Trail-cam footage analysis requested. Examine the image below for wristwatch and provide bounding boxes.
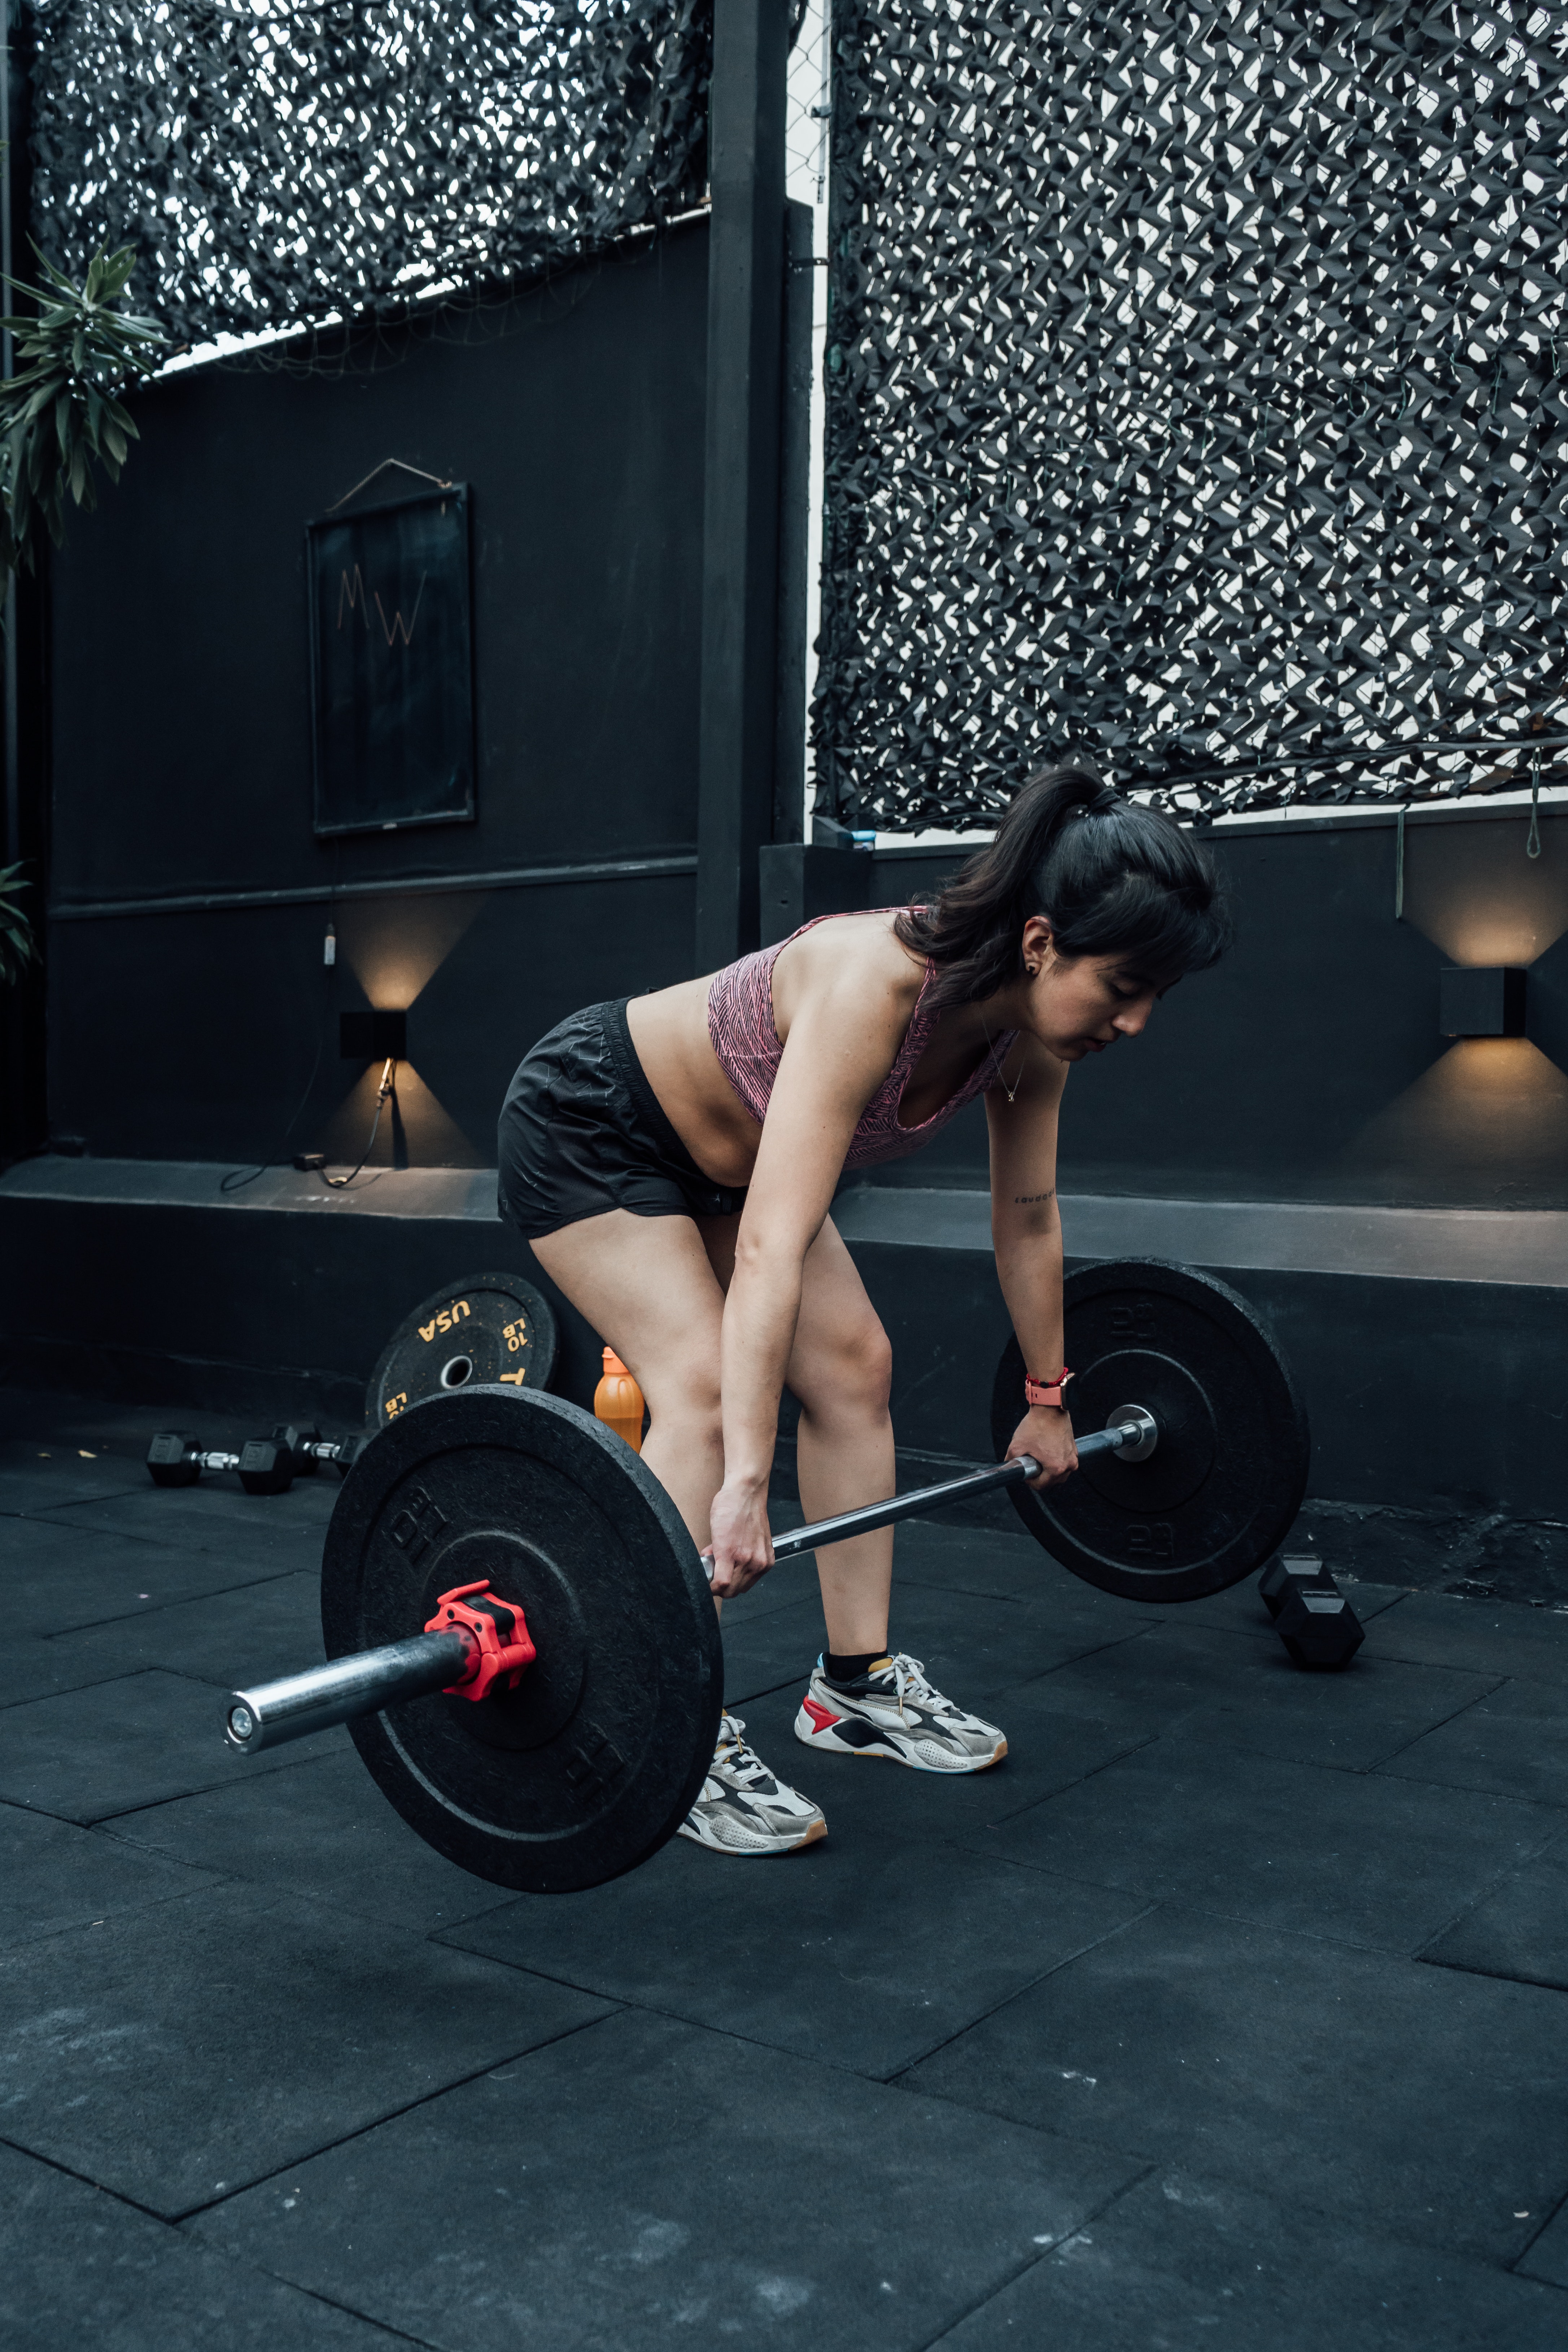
[1024,1367,1074,1410]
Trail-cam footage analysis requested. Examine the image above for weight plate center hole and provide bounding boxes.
[440,1356,475,1389]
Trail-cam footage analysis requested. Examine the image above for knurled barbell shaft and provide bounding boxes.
[225,1628,472,1756]
[225,1416,1153,1756]
[769,1421,1135,1562]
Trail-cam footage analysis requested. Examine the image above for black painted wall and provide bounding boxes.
[36,205,1568,1214]
[867,806,1568,1210]
[45,223,709,1166]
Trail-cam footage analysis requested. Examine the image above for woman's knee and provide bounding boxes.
[796,1319,893,1424]
[642,1359,724,1450]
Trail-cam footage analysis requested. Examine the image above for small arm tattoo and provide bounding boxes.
[1013,1189,1056,1205]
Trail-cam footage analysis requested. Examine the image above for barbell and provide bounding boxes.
[223,1258,1309,1895]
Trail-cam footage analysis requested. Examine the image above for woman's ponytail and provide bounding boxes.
[894,765,1228,1007]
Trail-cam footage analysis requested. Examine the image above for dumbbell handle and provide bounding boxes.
[769,1414,1148,1563]
[196,1449,242,1473]
[225,1629,472,1755]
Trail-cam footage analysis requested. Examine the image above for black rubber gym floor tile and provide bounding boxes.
[721,1578,1146,1712]
[1363,1593,1568,1685]
[189,2006,1146,2352]
[0,1443,152,1513]
[1145,1629,1500,1775]
[905,1905,1568,2266]
[928,2165,1568,2351]
[442,1829,1145,2080]
[1376,1677,1568,1806]
[977,1742,1561,1953]
[107,1748,518,1936]
[45,1566,325,1691]
[1016,1622,1498,1773]
[0,1888,613,2218]
[719,1589,837,1703]
[0,1514,303,1637]
[1420,1836,1568,1994]
[870,1576,1149,1701]
[0,1797,220,1950]
[0,1631,123,1712]
[890,1519,1143,1618]
[1177,1574,1408,1642]
[0,2141,406,2352]
[1517,2196,1568,2288]
[25,1479,337,1569]
[0,1669,343,1823]
[735,1677,1153,1836]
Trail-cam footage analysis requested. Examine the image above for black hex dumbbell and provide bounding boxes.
[1258,1553,1338,1618]
[1259,1553,1364,1670]
[145,1432,295,1496]
[291,1431,366,1479]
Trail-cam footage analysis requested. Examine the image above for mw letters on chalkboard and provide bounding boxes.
[306,485,475,837]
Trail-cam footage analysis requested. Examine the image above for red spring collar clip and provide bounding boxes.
[424,1580,536,1703]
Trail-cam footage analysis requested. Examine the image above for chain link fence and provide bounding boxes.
[28,0,717,352]
[813,1,1568,826]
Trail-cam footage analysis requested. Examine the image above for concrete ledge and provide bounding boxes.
[834,1185,1568,1289]
[830,1185,1566,1532]
[1,1162,1562,1566]
[0,1158,499,1221]
[0,1156,604,1425]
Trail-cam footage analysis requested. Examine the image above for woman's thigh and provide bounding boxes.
[698,1213,891,1419]
[529,1208,729,1411]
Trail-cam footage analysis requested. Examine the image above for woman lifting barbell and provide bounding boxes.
[497,768,1227,1857]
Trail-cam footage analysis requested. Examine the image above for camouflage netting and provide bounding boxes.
[27,0,718,350]
[813,1,1568,825]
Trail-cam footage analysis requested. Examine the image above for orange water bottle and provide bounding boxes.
[594,1347,645,1453]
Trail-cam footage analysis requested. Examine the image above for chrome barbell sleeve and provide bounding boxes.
[225,1628,472,1755]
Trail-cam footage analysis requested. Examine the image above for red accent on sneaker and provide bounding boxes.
[802,1696,841,1733]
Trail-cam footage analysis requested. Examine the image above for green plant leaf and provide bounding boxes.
[0,246,164,576]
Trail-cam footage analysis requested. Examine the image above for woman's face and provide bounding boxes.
[1019,921,1174,1062]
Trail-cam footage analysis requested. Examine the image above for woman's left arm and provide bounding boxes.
[986,1044,1078,1487]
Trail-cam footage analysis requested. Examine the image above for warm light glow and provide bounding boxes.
[1342,1038,1568,1197]
[314,1059,485,1171]
[1439,911,1562,969]
[1401,818,1568,966]
[339,891,488,1012]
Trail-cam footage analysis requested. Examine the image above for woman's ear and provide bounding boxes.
[1021,914,1056,974]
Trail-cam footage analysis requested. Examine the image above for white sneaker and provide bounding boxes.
[676,1711,829,1855]
[794,1653,1007,1772]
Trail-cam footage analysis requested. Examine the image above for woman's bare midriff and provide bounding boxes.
[624,911,1000,1187]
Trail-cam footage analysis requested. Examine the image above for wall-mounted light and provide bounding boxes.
[340,1009,408,1062]
[1438,966,1526,1039]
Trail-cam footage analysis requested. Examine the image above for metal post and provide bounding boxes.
[0,1,47,1168]
[694,0,789,968]
[771,196,814,847]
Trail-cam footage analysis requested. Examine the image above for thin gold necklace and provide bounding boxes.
[980,1010,1022,1103]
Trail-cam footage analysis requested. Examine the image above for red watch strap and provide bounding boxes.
[1025,1367,1073,1409]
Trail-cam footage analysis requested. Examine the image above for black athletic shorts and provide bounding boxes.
[497,998,750,1243]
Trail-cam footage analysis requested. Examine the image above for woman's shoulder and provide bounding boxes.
[771,908,925,1038]
[781,907,923,983]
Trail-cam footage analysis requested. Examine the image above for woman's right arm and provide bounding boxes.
[704,942,914,1596]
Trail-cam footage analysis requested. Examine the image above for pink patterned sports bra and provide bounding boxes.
[706,913,1017,1168]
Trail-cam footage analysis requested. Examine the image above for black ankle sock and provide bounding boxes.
[823,1649,886,1686]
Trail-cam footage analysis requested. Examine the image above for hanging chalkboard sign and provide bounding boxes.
[306,485,475,837]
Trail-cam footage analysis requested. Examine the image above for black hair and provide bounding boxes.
[894,764,1230,1008]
